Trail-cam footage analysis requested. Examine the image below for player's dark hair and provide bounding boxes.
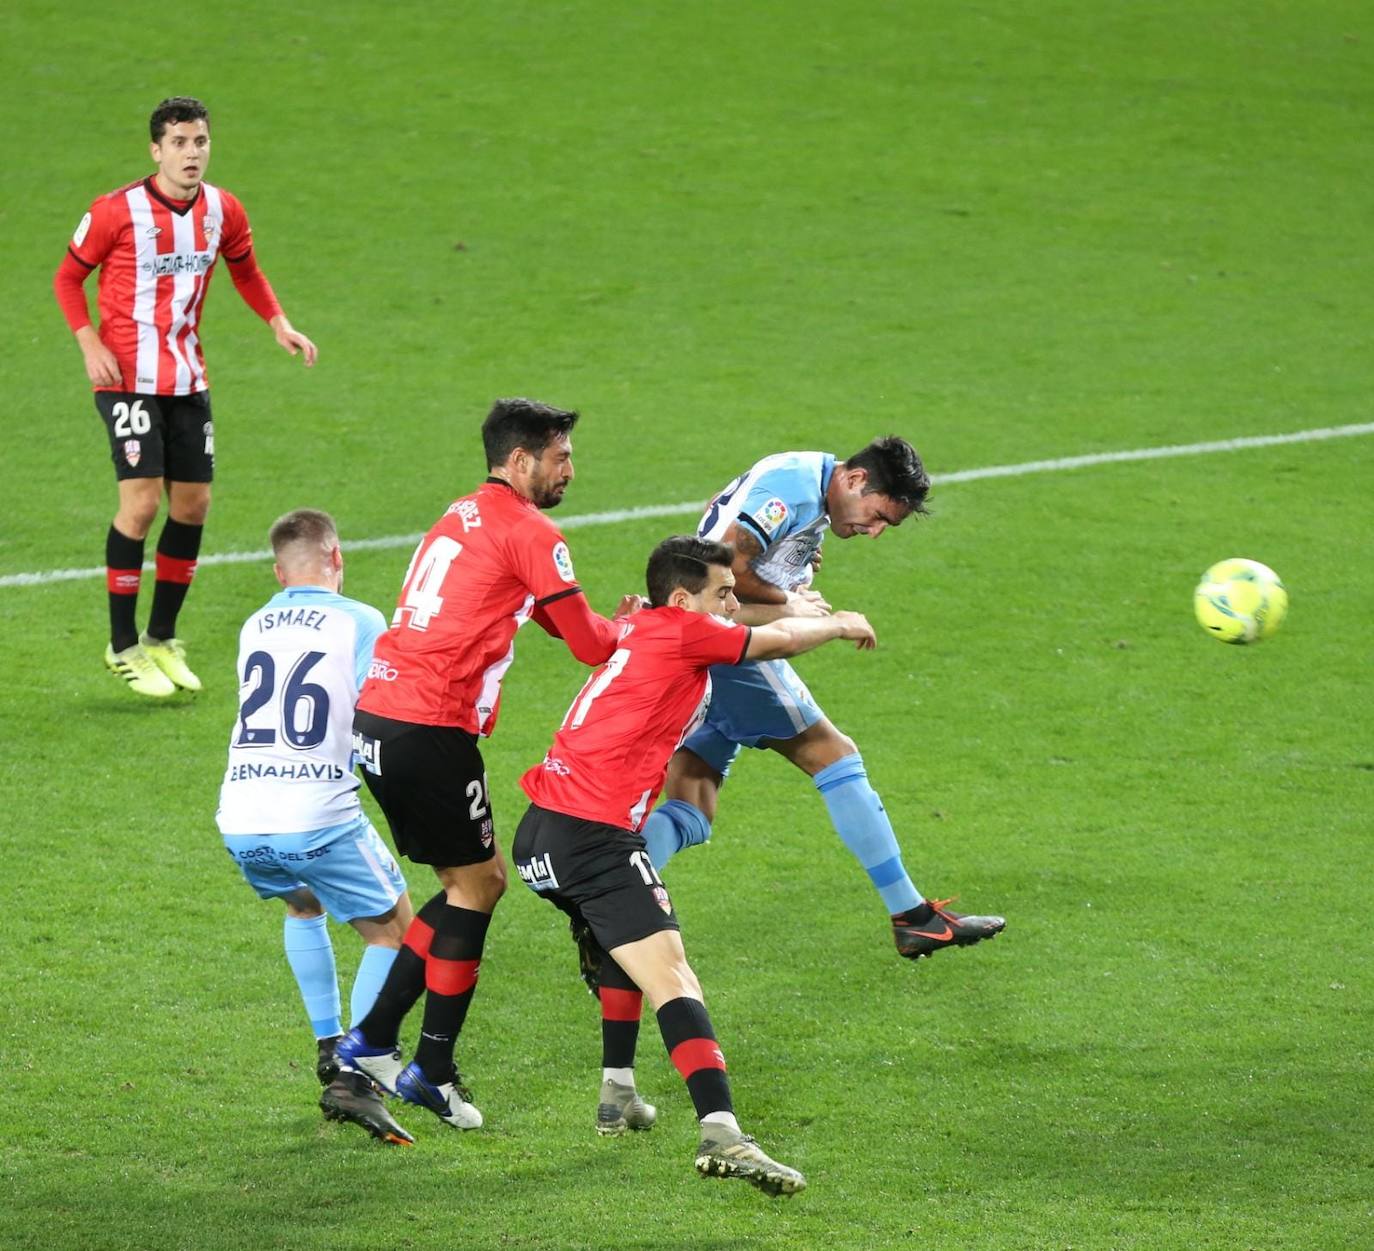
[269,508,338,560]
[482,398,579,470]
[645,536,736,608]
[844,436,932,515]
[150,97,210,143]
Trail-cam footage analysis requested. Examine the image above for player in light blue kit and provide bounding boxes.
[639,437,1005,962]
[216,508,416,1144]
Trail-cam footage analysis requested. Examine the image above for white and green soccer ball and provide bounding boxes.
[1193,558,1288,644]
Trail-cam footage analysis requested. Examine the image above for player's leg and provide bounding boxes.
[594,948,656,1135]
[280,890,344,1078]
[141,395,213,690]
[341,718,495,1128]
[641,747,724,872]
[96,392,176,696]
[770,717,1005,959]
[609,930,805,1197]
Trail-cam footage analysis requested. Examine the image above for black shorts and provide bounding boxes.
[511,803,679,951]
[352,710,495,868]
[95,390,214,482]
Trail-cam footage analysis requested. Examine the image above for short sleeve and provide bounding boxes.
[219,191,254,261]
[69,196,121,268]
[350,604,389,691]
[680,613,750,669]
[512,522,582,604]
[734,469,801,546]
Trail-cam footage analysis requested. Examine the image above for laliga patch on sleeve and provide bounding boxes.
[752,497,789,536]
[552,541,576,583]
[73,212,92,248]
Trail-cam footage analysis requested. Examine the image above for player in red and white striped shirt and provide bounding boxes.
[54,97,317,699]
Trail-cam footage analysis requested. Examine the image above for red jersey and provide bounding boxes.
[60,178,266,395]
[359,481,598,734]
[520,607,751,831]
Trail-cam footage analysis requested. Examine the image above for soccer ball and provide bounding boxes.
[1193,558,1288,644]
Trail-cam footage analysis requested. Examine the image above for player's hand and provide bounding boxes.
[272,317,319,367]
[784,588,831,618]
[811,548,824,572]
[832,610,876,650]
[614,594,645,618]
[80,336,122,388]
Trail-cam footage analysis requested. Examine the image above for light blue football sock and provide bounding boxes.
[813,754,922,915]
[643,799,713,872]
[349,944,399,1028]
[283,913,342,1038]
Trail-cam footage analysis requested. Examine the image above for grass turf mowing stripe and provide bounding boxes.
[4,420,1371,591]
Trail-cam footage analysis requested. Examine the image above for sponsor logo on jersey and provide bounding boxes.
[516,851,560,892]
[753,497,789,536]
[539,755,572,777]
[352,732,382,775]
[145,226,163,238]
[652,885,672,914]
[552,541,575,583]
[73,212,92,247]
[367,659,398,682]
[142,251,215,278]
[123,439,141,467]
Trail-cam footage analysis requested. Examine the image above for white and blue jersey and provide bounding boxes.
[698,451,836,593]
[689,452,835,773]
[217,586,405,922]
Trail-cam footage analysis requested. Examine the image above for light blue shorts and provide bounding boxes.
[682,658,824,777]
[222,816,406,923]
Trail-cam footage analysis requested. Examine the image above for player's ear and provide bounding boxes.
[272,561,288,588]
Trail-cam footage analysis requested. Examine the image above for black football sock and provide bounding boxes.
[414,904,492,1085]
[657,996,733,1118]
[357,892,447,1046]
[146,518,202,640]
[598,954,642,1070]
[106,525,145,652]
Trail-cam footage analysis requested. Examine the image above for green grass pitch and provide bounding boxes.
[1,2,1371,1248]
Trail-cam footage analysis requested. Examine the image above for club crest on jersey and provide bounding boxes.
[73,212,92,247]
[552,541,576,583]
[753,497,789,536]
[202,218,218,238]
[123,439,141,467]
[652,885,672,915]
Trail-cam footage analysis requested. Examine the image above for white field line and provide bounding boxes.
[4,421,1372,591]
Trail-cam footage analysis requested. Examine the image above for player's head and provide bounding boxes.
[149,97,211,199]
[826,435,931,539]
[269,508,343,591]
[646,536,739,616]
[482,397,579,509]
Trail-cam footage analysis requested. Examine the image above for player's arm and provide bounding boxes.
[721,522,831,618]
[743,610,875,661]
[531,589,621,665]
[221,197,318,366]
[54,206,122,387]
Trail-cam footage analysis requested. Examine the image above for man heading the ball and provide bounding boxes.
[638,437,1005,961]
[54,96,317,699]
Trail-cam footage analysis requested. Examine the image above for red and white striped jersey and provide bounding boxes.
[66,177,253,395]
[358,482,591,735]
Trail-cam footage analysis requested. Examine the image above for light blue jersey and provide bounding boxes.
[688,452,836,771]
[217,586,403,923]
[698,451,836,592]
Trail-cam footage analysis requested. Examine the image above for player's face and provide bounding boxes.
[150,120,211,199]
[528,435,575,509]
[683,565,740,619]
[830,476,909,539]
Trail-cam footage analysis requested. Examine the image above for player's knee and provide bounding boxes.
[116,496,160,538]
[170,486,211,525]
